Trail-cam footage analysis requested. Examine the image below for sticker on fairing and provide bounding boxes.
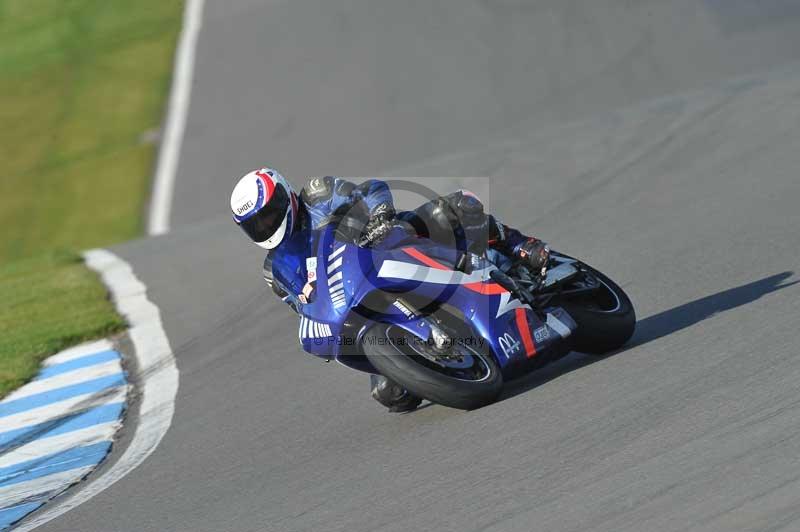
[306,257,318,282]
[392,300,416,318]
[498,332,521,359]
[533,325,550,344]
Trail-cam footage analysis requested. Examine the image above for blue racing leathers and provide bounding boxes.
[301,177,394,230]
[264,177,394,313]
[264,178,537,313]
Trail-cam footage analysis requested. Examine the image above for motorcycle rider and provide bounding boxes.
[230,167,550,412]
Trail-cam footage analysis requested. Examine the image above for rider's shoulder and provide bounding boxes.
[333,178,355,196]
[301,176,358,205]
[300,176,335,205]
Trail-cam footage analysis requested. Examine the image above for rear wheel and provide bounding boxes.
[363,323,503,410]
[556,264,635,354]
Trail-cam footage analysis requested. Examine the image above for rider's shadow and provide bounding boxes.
[498,271,798,402]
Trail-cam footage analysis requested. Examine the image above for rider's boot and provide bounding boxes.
[370,374,422,413]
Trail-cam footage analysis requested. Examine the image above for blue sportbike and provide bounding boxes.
[292,217,636,410]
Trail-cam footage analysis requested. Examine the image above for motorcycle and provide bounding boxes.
[291,215,635,410]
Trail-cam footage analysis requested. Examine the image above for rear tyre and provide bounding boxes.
[363,324,502,410]
[557,265,635,354]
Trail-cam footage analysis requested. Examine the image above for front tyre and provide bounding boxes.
[363,324,503,410]
[557,265,636,354]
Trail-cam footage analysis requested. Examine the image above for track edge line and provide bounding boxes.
[147,0,206,236]
[16,249,179,531]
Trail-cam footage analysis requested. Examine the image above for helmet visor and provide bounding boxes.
[239,183,290,243]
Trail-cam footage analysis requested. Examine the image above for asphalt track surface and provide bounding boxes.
[37,1,800,531]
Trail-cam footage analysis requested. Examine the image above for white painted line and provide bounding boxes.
[0,467,94,510]
[147,0,206,235]
[42,341,112,367]
[15,249,180,531]
[0,423,119,469]
[1,388,127,434]
[5,360,123,402]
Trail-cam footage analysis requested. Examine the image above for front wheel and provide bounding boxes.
[556,263,636,354]
[363,324,503,410]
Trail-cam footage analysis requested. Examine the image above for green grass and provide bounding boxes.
[0,0,183,396]
[0,251,126,397]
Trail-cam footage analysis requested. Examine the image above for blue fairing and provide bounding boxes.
[277,224,576,379]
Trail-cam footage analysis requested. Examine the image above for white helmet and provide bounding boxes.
[230,168,298,249]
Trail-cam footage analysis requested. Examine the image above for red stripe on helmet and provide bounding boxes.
[515,308,537,357]
[255,170,276,200]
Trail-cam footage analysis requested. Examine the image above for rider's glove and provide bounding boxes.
[515,238,550,276]
[359,203,395,247]
[369,202,395,222]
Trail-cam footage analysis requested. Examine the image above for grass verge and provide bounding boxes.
[0,0,183,397]
[0,251,126,397]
